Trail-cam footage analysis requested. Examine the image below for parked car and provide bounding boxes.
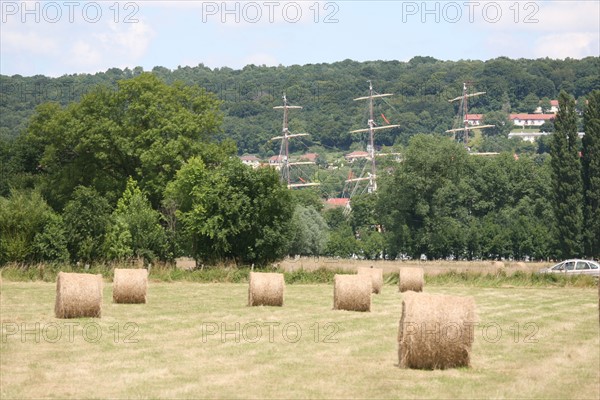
[538,259,600,277]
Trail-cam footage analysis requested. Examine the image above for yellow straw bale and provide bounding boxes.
[399,267,424,292]
[248,272,285,306]
[55,272,103,318]
[398,292,477,369]
[113,268,148,304]
[333,274,371,312]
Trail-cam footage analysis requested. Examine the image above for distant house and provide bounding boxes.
[465,114,484,126]
[325,198,350,208]
[239,155,260,168]
[467,113,555,127]
[269,155,284,165]
[534,100,559,114]
[345,151,370,163]
[299,153,318,163]
[510,113,555,127]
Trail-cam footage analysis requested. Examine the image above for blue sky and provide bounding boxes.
[1,1,599,77]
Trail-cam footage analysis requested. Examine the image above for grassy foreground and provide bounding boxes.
[1,282,599,399]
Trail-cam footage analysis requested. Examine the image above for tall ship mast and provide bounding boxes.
[346,81,400,194]
[445,82,494,147]
[271,93,320,189]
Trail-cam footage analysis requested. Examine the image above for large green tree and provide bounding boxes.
[377,134,554,260]
[104,178,167,262]
[26,73,222,209]
[582,90,600,258]
[550,91,583,258]
[0,189,66,264]
[165,158,293,265]
[377,135,470,259]
[62,186,112,263]
[288,205,329,256]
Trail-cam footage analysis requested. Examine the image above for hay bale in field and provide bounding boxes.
[492,261,505,269]
[55,272,103,318]
[398,292,477,370]
[113,268,148,304]
[398,267,424,292]
[248,272,285,307]
[357,266,383,294]
[333,274,371,312]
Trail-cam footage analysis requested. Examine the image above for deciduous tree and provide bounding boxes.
[27,73,222,209]
[165,158,293,265]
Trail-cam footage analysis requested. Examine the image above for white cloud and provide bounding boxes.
[56,21,155,74]
[69,40,103,69]
[0,29,58,55]
[0,1,156,75]
[471,1,599,32]
[95,20,154,60]
[472,1,599,59]
[530,1,599,33]
[534,33,600,59]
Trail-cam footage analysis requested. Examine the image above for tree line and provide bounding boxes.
[2,57,598,155]
[1,72,599,267]
[321,90,599,261]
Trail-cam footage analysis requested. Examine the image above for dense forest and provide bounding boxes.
[1,57,599,266]
[2,57,599,154]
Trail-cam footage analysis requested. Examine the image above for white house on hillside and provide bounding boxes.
[466,114,484,126]
[534,100,559,114]
[239,155,261,168]
[510,113,555,127]
[466,113,555,127]
[345,151,370,163]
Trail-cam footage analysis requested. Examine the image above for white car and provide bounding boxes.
[538,259,600,277]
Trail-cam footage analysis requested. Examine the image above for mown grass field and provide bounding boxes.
[1,279,599,399]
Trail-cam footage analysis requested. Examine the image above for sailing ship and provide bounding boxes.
[344,81,400,200]
[270,93,320,189]
[445,82,494,149]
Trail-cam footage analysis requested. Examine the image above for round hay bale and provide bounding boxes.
[55,272,103,319]
[357,266,383,294]
[113,268,148,304]
[333,274,371,312]
[248,272,284,307]
[398,292,477,370]
[399,267,424,292]
[492,261,505,269]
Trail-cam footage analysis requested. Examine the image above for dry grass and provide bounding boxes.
[333,274,371,312]
[276,257,549,276]
[175,257,196,270]
[247,272,285,307]
[112,268,148,304]
[1,282,599,399]
[398,292,477,369]
[357,266,383,294]
[399,267,424,292]
[54,272,102,318]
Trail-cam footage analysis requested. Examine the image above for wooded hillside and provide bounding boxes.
[2,57,598,155]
